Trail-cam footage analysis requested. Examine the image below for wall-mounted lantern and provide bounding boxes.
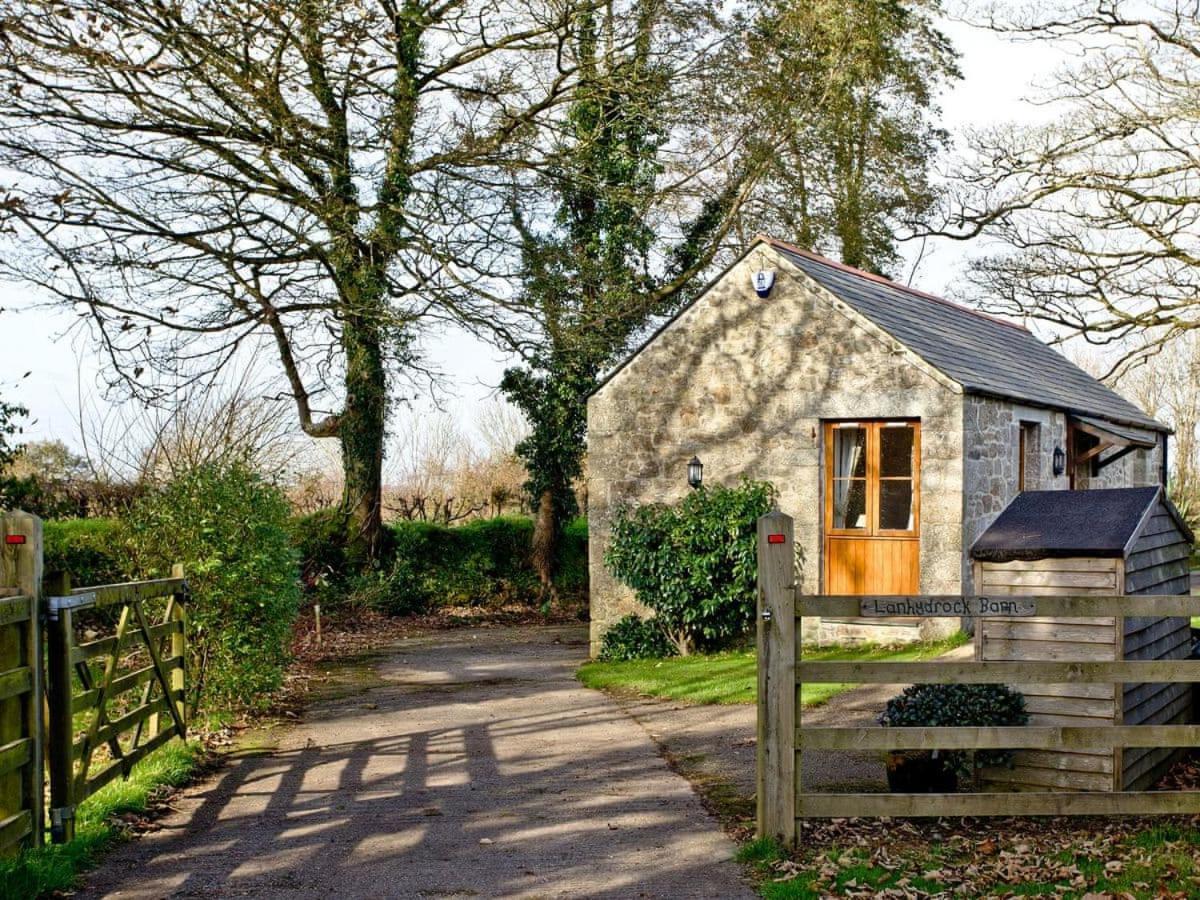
[1052,445,1066,477]
[687,456,704,490]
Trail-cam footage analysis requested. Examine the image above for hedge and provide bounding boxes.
[292,512,588,612]
[43,517,129,587]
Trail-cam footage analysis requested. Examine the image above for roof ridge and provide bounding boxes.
[760,235,1030,334]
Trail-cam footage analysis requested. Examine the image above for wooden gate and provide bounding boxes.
[44,567,188,843]
[0,512,44,855]
[756,511,1200,845]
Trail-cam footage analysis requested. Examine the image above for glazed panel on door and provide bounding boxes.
[824,421,920,595]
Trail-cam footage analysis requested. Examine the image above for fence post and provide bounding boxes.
[756,509,796,846]
[44,571,75,844]
[171,563,187,734]
[1,511,44,849]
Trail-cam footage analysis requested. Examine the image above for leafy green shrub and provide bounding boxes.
[291,508,350,595]
[555,516,588,597]
[128,463,300,709]
[879,683,1029,777]
[43,518,129,586]
[604,481,775,655]
[291,512,587,612]
[598,614,675,661]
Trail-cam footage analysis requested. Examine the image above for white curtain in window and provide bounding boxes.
[834,429,864,527]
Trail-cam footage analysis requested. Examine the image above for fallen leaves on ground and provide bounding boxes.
[754,755,1200,899]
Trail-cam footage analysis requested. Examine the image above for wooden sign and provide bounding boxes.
[860,596,1036,618]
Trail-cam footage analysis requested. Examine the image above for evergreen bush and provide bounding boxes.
[604,480,775,655]
[128,463,300,709]
[598,615,675,661]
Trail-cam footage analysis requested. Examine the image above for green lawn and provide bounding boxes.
[576,632,968,707]
[0,740,203,900]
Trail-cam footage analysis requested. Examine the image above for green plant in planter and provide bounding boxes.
[878,683,1028,787]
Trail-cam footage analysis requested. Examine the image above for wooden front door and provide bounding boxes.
[823,420,920,595]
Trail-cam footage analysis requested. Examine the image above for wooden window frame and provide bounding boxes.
[823,420,921,538]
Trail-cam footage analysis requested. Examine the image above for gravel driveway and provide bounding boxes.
[79,625,753,900]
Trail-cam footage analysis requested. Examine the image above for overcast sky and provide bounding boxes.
[0,16,1065,452]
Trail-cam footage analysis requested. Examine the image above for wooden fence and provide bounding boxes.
[0,510,190,850]
[0,512,43,856]
[44,568,188,843]
[755,511,1200,845]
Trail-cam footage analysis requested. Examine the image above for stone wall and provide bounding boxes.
[961,395,1163,593]
[586,247,965,655]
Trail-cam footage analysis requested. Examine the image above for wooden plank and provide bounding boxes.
[1129,530,1187,554]
[0,667,31,704]
[72,657,182,713]
[1000,750,1114,774]
[0,810,31,853]
[1127,562,1191,593]
[1123,630,1191,663]
[756,510,795,846]
[798,791,1200,819]
[71,577,185,607]
[130,599,187,739]
[0,596,30,628]
[981,639,1116,662]
[1021,712,1123,727]
[170,564,187,729]
[1126,545,1192,574]
[980,570,1117,589]
[78,725,177,803]
[44,573,75,844]
[0,739,31,780]
[1125,689,1192,732]
[71,621,179,664]
[796,723,1200,751]
[982,620,1117,644]
[1011,683,1115,701]
[861,596,1035,617]
[798,594,1200,618]
[15,512,43,850]
[72,694,179,760]
[74,603,132,799]
[1023,695,1115,718]
[1124,680,1187,718]
[799,659,1200,684]
[982,765,1112,792]
[981,558,1119,573]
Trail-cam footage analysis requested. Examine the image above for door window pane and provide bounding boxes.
[879,425,915,478]
[879,480,914,530]
[833,427,867,478]
[834,479,867,529]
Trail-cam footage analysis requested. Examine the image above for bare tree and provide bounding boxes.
[1115,337,1200,522]
[75,367,303,484]
[942,1,1200,378]
[382,402,530,522]
[0,0,589,557]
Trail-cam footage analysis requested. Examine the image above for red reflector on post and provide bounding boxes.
[767,533,785,545]
[4,534,26,545]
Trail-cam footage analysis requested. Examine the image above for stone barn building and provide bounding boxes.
[586,235,1169,654]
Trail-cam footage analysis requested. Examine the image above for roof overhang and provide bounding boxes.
[1070,414,1160,473]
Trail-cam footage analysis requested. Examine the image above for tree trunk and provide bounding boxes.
[340,307,387,563]
[531,488,559,603]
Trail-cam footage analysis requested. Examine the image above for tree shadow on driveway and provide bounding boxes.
[81,626,753,899]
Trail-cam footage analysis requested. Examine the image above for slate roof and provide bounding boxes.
[969,487,1166,561]
[769,239,1166,433]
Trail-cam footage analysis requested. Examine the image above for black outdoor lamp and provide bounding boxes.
[1052,445,1066,477]
[687,455,704,489]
